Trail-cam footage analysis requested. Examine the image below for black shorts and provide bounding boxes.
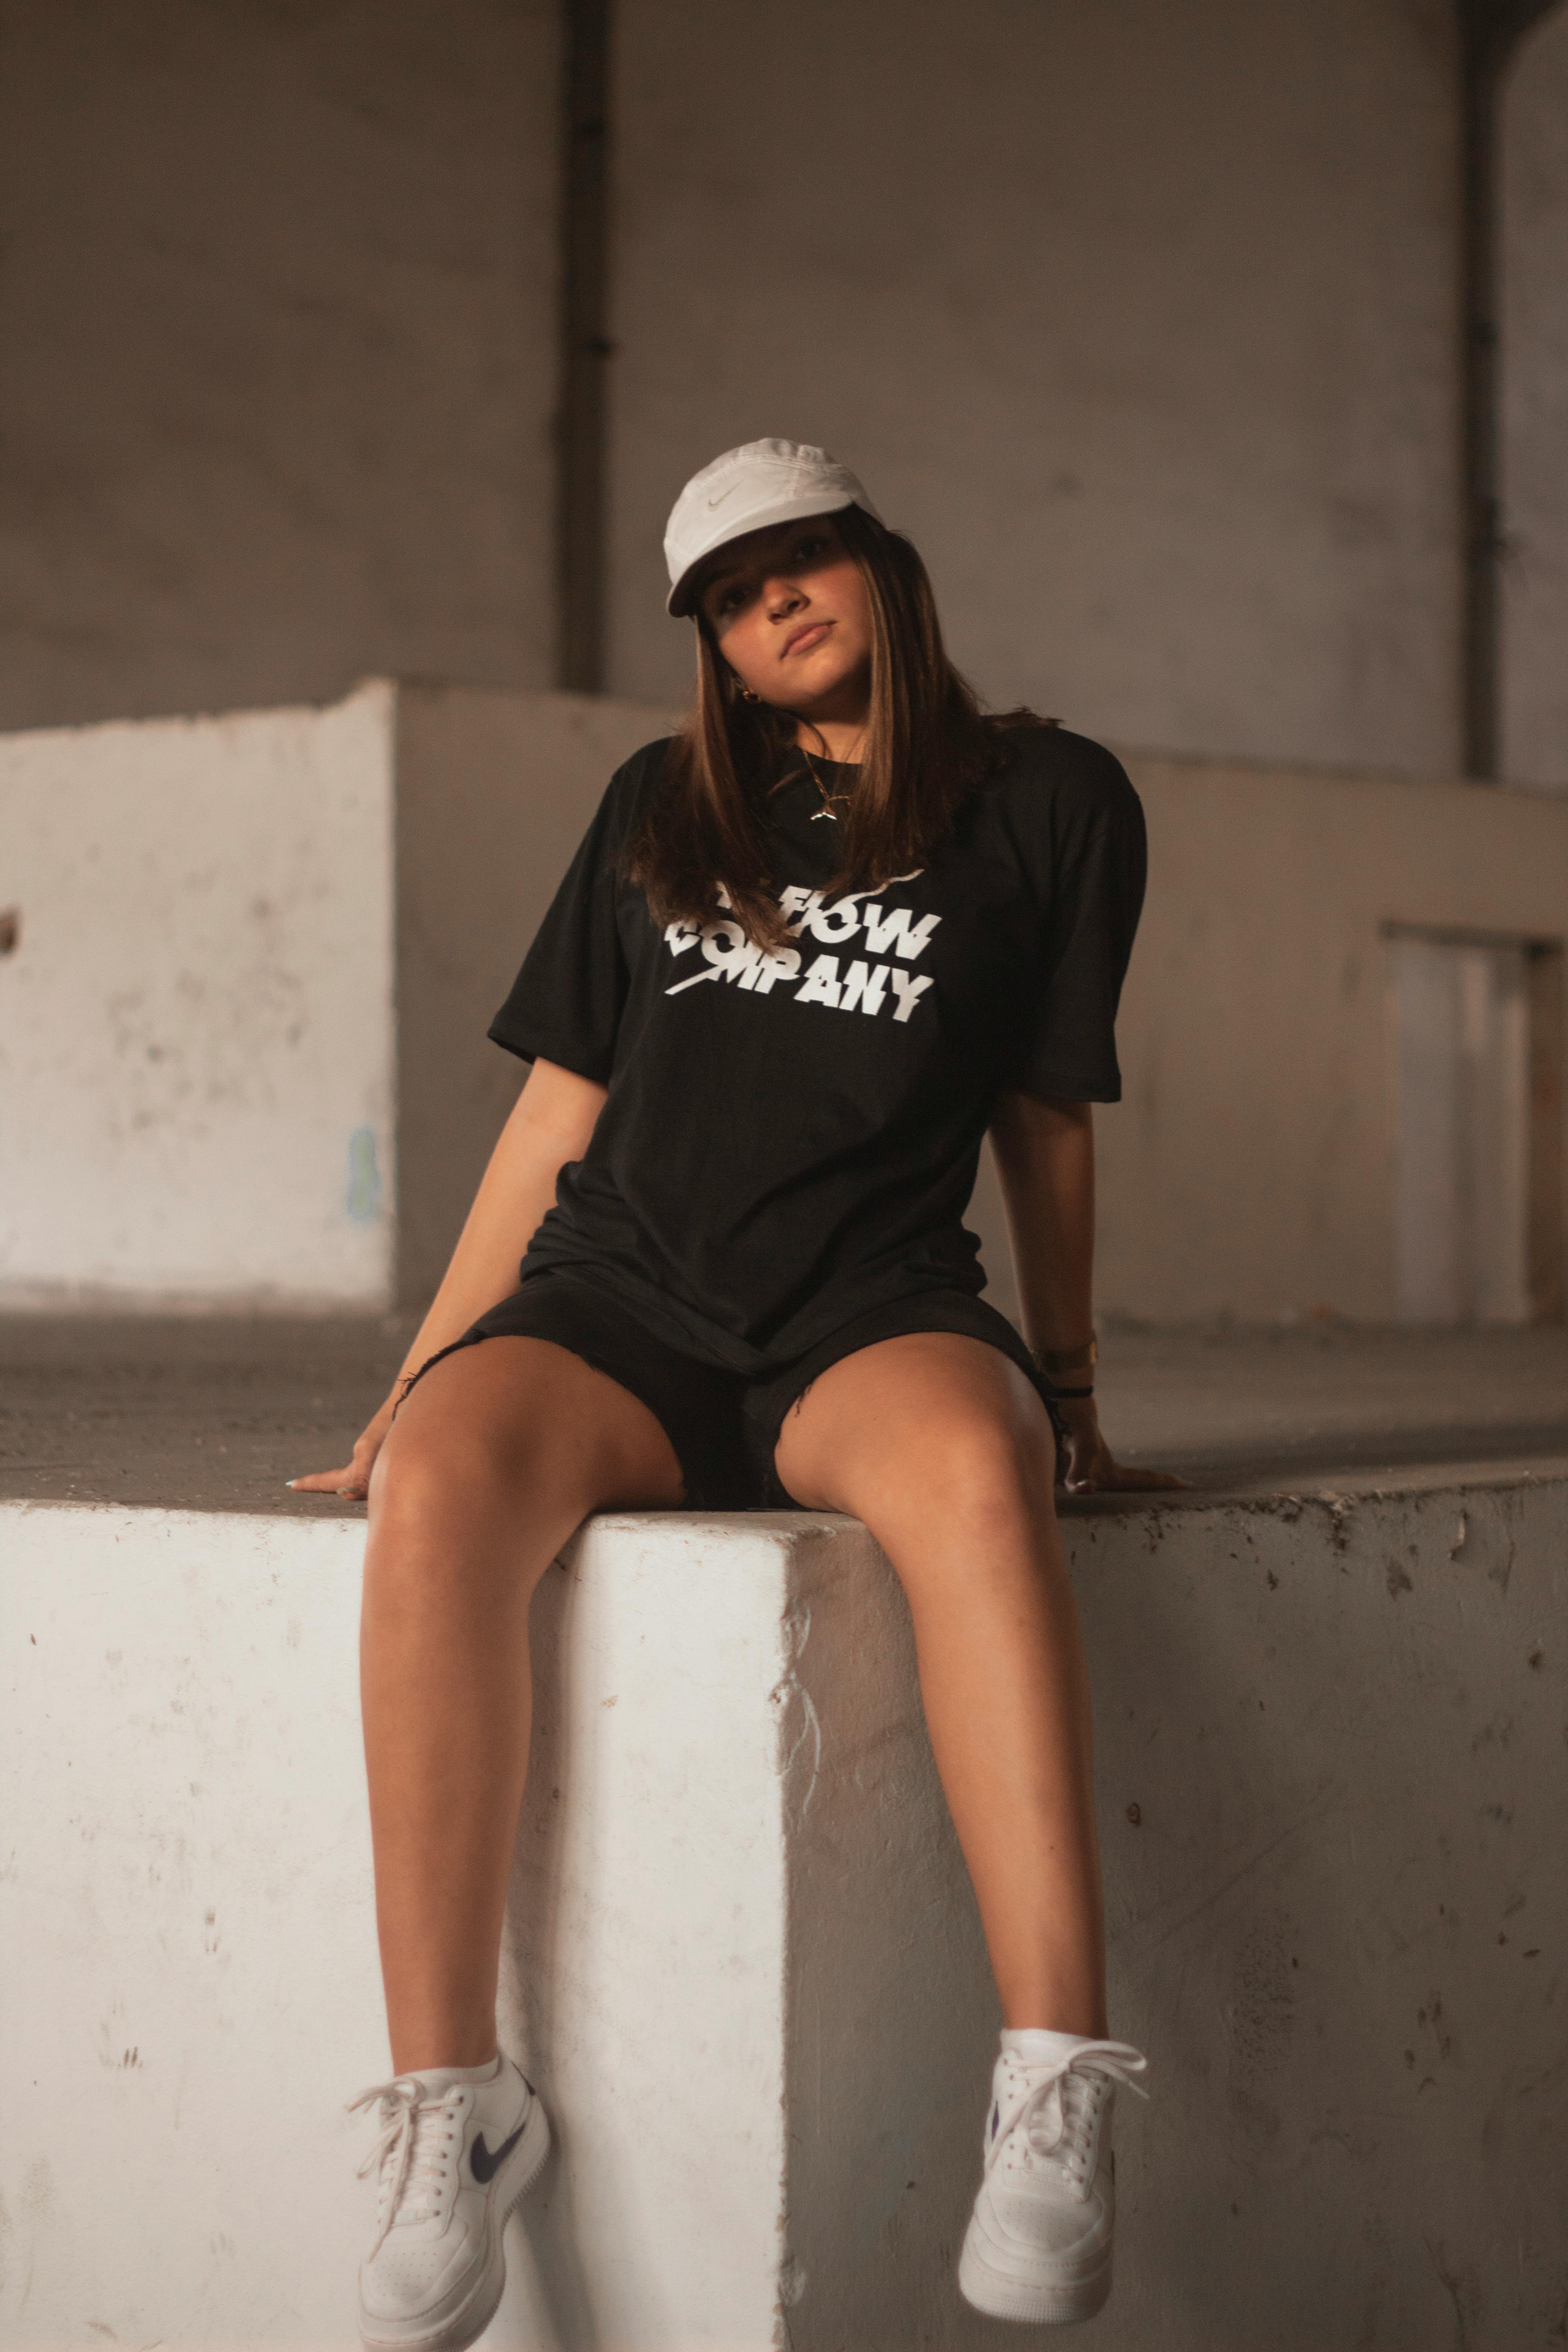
[402,1271,1066,1510]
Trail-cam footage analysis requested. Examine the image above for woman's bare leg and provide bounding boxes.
[773,1333,1104,2035]
[361,1338,683,2073]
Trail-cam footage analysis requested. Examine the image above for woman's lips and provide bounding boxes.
[782,620,832,658]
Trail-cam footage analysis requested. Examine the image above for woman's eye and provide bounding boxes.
[794,536,825,562]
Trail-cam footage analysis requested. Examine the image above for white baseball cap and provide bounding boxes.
[664,437,882,617]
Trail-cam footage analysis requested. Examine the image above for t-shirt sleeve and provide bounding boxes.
[486,759,645,1080]
[1004,737,1147,1103]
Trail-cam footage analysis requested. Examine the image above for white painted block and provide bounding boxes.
[5,1478,1566,2347]
[0,686,398,1308]
[0,683,672,1313]
[0,1504,377,2338]
[0,1503,939,2350]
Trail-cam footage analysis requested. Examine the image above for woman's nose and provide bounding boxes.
[765,577,805,617]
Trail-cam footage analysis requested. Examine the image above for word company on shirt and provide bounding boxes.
[663,880,941,1023]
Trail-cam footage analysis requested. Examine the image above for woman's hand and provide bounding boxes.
[1051,1396,1189,1496]
[288,1395,399,1502]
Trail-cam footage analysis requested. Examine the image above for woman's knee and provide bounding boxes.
[377,1338,680,1523]
[367,1373,559,1546]
[858,1403,1055,1538]
[375,1369,481,1481]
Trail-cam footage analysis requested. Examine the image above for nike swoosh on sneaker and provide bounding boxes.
[470,2118,526,2184]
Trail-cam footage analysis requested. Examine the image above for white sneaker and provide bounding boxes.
[958,2032,1148,2325]
[348,2053,550,2352]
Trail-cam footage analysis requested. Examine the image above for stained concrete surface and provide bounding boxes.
[608,0,1466,778]
[7,1451,1566,2344]
[3,1313,1565,1519]
[7,1300,1567,2345]
[5,3,1566,791]
[0,0,560,735]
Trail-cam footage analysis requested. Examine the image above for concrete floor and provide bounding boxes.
[2,1311,1564,1518]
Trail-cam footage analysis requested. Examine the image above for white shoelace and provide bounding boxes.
[985,2039,1150,2187]
[348,2077,465,2259]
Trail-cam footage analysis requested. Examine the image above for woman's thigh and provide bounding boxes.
[370,1333,686,1542]
[772,1331,1058,1549]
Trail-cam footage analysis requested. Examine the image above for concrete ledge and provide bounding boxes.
[3,1476,1566,2347]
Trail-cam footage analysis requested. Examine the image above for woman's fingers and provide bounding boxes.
[288,1404,395,1500]
[1055,1435,1193,1496]
[288,1461,368,1496]
[1102,1461,1191,1492]
[288,1439,376,1496]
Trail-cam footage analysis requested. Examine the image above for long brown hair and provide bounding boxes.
[623,504,1047,948]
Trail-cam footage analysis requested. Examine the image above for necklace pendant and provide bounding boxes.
[802,746,852,824]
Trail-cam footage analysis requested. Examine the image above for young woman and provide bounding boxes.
[295,438,1176,2347]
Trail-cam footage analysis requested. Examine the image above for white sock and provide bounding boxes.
[1000,2028,1091,2065]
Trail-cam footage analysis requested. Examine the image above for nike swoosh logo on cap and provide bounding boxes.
[706,485,738,508]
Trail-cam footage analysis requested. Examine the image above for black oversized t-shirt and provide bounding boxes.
[488,724,1146,1376]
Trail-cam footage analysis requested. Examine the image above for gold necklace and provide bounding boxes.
[802,746,855,823]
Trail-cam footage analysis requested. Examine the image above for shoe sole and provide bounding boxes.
[958,2230,1112,2327]
[361,2093,553,2352]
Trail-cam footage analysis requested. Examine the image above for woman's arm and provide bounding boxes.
[989,1088,1182,1495]
[290,1058,607,1498]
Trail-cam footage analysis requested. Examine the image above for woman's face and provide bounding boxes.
[696,515,872,726]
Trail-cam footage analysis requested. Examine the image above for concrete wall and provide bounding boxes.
[1098,751,1568,1325]
[0,0,559,736]
[6,682,1564,1318]
[5,1470,1565,2345]
[1502,5,1568,790]
[412,706,1566,1334]
[607,0,1465,778]
[2,0,1564,788]
[395,707,1568,1333]
[0,685,397,1308]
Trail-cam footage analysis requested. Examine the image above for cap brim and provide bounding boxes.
[666,490,868,617]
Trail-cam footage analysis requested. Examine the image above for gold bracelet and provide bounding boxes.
[1036,1333,1097,1376]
